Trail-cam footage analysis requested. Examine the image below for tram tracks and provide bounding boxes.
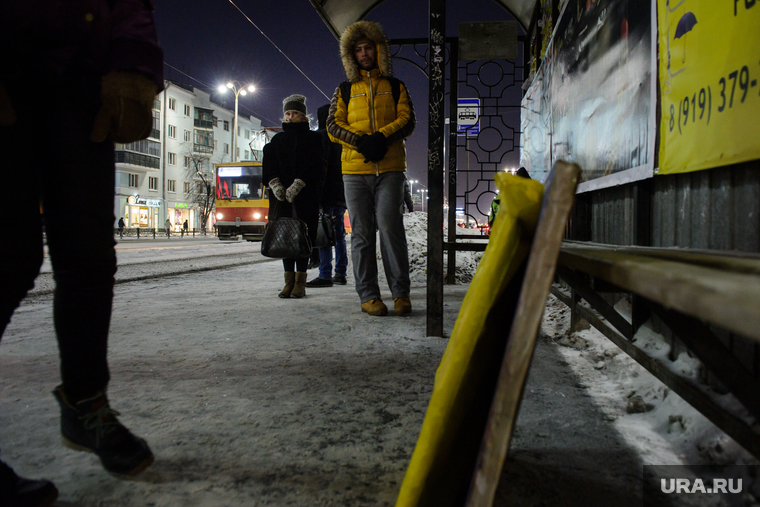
[28,251,276,298]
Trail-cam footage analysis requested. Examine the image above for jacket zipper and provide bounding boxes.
[368,73,380,176]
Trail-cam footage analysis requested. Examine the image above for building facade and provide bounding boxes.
[114,81,265,232]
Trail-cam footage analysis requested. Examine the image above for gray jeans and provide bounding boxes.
[344,172,410,302]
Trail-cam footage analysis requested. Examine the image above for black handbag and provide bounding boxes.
[261,203,312,259]
[314,212,337,248]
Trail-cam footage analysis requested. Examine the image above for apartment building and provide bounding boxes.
[114,81,265,232]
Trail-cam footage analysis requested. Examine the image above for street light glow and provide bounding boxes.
[218,80,257,163]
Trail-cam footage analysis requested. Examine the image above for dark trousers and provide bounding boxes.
[0,76,115,400]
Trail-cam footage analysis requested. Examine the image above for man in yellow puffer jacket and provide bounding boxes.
[328,20,416,317]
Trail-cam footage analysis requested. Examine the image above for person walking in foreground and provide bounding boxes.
[263,94,325,299]
[0,0,162,504]
[327,20,416,316]
[306,104,349,288]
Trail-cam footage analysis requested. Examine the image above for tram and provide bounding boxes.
[214,161,268,241]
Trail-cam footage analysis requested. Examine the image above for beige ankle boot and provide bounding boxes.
[279,272,295,298]
[290,272,307,298]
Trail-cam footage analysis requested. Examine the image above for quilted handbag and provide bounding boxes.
[314,212,337,249]
[260,203,312,259]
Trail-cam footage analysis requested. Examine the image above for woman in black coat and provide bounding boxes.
[262,94,325,298]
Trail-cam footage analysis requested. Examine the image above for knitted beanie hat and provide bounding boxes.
[282,94,307,115]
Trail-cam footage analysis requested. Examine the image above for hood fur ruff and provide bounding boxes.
[339,21,392,83]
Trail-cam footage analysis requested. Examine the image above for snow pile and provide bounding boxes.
[373,211,485,285]
[543,294,760,468]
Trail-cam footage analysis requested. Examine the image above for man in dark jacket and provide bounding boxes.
[0,0,163,503]
[307,104,349,288]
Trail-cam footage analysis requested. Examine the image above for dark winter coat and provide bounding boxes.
[262,121,325,247]
[317,104,345,208]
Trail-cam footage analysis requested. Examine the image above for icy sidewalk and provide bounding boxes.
[1,260,468,506]
[1,253,661,506]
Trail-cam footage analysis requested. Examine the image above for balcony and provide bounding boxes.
[115,151,160,169]
[193,143,214,154]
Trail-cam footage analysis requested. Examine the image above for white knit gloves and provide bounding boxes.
[286,179,306,203]
[269,177,286,201]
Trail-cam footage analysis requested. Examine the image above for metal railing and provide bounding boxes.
[115,228,211,239]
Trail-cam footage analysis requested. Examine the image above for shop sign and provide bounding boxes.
[175,203,189,208]
[136,198,161,207]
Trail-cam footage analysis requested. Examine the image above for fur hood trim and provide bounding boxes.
[339,20,392,83]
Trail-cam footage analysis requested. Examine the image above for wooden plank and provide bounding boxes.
[465,161,580,507]
[571,302,760,460]
[648,305,760,420]
[558,247,760,342]
[562,240,760,274]
[555,264,634,340]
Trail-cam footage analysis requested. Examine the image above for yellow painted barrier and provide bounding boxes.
[396,172,545,507]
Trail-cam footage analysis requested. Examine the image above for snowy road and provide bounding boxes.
[32,237,274,296]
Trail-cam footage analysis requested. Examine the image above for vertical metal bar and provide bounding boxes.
[446,38,458,285]
[426,0,445,337]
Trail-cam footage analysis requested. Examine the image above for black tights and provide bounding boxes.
[283,258,308,272]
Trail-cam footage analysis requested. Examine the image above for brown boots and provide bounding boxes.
[291,272,307,298]
[278,272,307,298]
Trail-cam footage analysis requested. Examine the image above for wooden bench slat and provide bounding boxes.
[558,247,760,342]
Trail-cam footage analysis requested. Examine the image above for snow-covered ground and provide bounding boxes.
[3,211,758,506]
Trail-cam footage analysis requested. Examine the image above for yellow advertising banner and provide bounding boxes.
[658,0,760,175]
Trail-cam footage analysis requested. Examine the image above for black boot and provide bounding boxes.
[53,385,154,478]
[0,459,58,507]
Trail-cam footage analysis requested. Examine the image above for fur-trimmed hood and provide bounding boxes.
[339,20,392,83]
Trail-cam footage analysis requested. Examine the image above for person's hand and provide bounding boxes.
[286,179,306,203]
[90,71,158,143]
[0,82,17,127]
[357,131,387,162]
[269,178,286,201]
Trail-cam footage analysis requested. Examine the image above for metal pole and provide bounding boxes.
[232,92,239,163]
[426,0,445,337]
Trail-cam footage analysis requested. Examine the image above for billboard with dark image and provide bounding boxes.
[521,0,656,190]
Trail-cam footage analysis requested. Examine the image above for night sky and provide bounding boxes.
[153,0,518,185]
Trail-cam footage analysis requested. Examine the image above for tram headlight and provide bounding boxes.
[216,213,223,220]
[253,212,261,219]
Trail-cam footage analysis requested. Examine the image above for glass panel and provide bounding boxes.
[216,165,263,199]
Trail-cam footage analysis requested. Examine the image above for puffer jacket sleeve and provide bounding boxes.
[109,0,164,91]
[379,82,415,144]
[327,85,364,149]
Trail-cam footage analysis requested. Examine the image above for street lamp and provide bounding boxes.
[418,188,428,213]
[217,81,255,162]
[409,179,418,195]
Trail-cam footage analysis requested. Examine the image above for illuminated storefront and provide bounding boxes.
[124,196,162,228]
[167,202,196,231]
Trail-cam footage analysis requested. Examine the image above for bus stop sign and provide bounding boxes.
[457,98,480,136]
